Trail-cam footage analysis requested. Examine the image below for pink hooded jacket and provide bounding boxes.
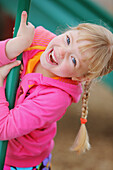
[0,27,82,167]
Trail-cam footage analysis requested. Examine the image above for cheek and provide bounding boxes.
[46,36,62,49]
[40,51,49,69]
[40,53,45,64]
[58,63,74,77]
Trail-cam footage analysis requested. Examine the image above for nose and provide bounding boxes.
[60,48,65,59]
[59,47,70,59]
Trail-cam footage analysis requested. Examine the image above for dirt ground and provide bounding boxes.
[51,82,113,170]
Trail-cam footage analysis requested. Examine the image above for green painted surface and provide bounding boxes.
[0,0,31,169]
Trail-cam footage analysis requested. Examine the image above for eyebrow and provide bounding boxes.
[69,32,73,45]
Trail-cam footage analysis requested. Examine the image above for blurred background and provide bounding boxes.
[0,0,113,169]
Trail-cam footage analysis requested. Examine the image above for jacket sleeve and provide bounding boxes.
[0,27,56,67]
[22,26,56,76]
[22,26,56,61]
[31,26,56,47]
[0,39,13,66]
[0,86,71,140]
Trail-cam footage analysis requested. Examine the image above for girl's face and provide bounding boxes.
[40,29,89,80]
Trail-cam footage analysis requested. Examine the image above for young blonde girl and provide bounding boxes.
[0,11,113,169]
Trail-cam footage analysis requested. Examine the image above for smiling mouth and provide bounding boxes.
[49,50,58,65]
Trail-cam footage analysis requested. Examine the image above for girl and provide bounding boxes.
[0,11,113,169]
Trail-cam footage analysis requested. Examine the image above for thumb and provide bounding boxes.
[20,11,27,26]
[7,60,21,71]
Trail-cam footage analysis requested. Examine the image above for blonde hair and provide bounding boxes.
[70,23,113,153]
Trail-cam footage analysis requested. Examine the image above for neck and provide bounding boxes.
[33,62,56,78]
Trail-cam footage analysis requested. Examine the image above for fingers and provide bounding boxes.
[20,64,24,75]
[0,60,21,80]
[21,64,24,71]
[7,60,21,71]
[20,11,27,26]
[13,27,15,35]
[27,22,35,29]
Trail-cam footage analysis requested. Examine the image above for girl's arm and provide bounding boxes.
[5,11,35,60]
[0,60,21,86]
[0,59,71,140]
[0,85,70,140]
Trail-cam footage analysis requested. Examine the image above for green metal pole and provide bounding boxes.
[0,0,31,169]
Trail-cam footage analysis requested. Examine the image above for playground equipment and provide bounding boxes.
[0,0,31,169]
[0,0,113,169]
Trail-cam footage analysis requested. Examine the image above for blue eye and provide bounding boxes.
[66,35,70,45]
[72,57,76,66]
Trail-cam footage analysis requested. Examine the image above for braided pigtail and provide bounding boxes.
[70,80,92,153]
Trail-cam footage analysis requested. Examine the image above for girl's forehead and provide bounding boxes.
[64,29,79,44]
[66,29,89,47]
[65,29,78,36]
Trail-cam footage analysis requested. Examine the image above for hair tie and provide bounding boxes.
[80,118,87,124]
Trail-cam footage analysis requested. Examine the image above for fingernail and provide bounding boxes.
[17,60,21,64]
[22,11,26,15]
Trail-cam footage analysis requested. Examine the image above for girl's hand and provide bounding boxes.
[0,60,21,86]
[19,63,24,78]
[17,11,35,47]
[6,11,35,60]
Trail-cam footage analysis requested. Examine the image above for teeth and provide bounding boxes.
[52,51,57,63]
[49,51,58,64]
[49,52,52,61]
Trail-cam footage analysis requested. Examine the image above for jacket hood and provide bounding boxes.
[21,73,83,103]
